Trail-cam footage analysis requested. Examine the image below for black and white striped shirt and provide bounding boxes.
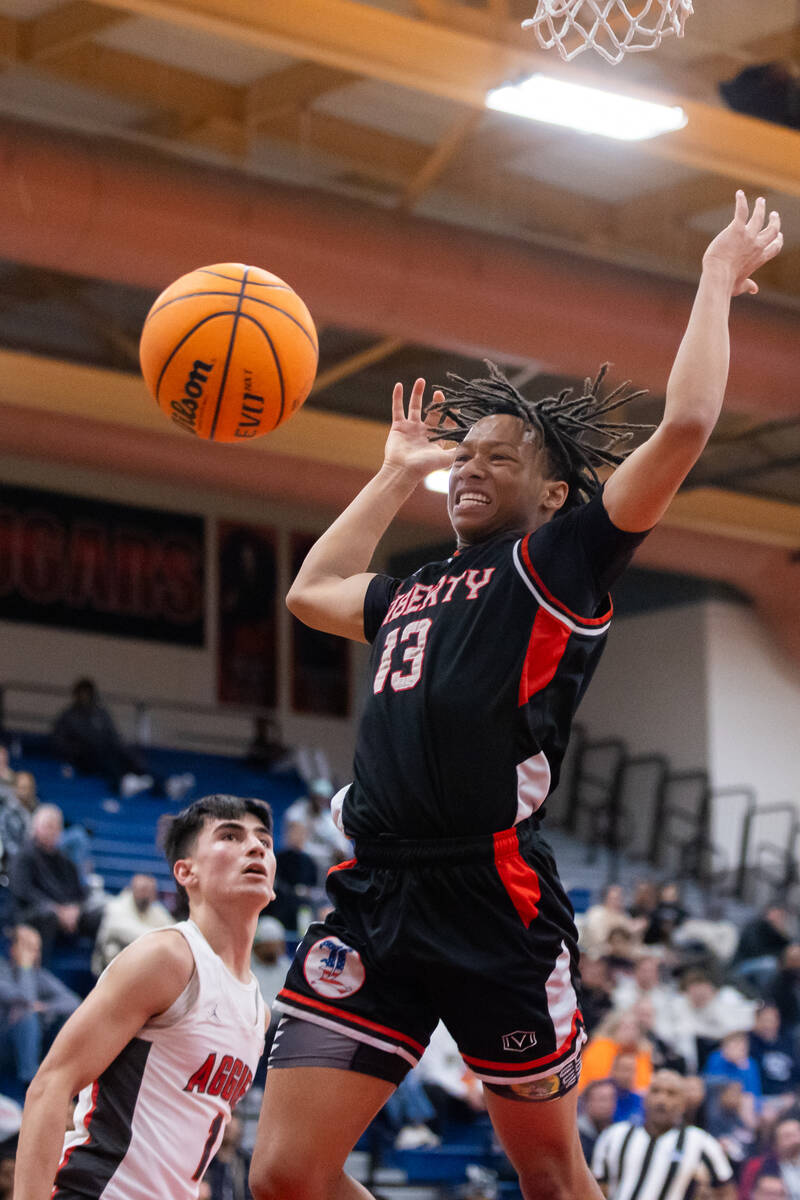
[592,1121,733,1200]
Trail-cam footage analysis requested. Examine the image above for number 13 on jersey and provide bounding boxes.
[373,619,432,694]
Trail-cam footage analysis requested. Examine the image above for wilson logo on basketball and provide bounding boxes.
[171,359,214,432]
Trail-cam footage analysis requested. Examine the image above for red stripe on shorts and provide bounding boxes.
[462,1012,582,1072]
[493,830,540,927]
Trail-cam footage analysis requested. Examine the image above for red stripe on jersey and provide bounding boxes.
[277,987,425,1055]
[54,1079,99,1180]
[493,830,540,928]
[518,607,571,706]
[520,535,612,626]
[462,1012,582,1072]
[327,858,357,875]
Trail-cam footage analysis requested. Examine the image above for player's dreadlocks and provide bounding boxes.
[427,361,651,511]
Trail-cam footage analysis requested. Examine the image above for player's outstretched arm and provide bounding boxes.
[14,930,193,1200]
[603,191,782,533]
[286,378,455,641]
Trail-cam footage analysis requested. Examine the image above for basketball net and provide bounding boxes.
[522,0,694,65]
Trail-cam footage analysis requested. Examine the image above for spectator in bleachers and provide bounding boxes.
[740,1116,800,1200]
[766,946,800,1039]
[0,746,16,797]
[51,678,193,802]
[245,715,291,773]
[283,778,351,881]
[610,1050,645,1123]
[0,1093,21,1146]
[8,804,104,960]
[52,678,154,798]
[749,1003,800,1116]
[613,953,680,1035]
[269,819,318,933]
[250,917,291,1012]
[668,968,757,1072]
[0,925,79,1097]
[733,906,794,993]
[592,1070,735,1198]
[704,1079,758,1173]
[683,1074,709,1129]
[580,954,615,1034]
[602,926,640,983]
[629,878,659,924]
[205,1114,251,1200]
[578,1079,618,1162]
[643,881,689,948]
[633,995,687,1074]
[672,901,740,966]
[579,1009,654,1096]
[0,1142,13,1200]
[91,873,174,975]
[751,1176,790,1200]
[704,1033,762,1112]
[580,883,647,956]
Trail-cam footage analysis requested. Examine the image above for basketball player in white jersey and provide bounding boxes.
[14,793,275,1200]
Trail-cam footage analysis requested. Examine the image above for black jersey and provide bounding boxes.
[342,491,648,840]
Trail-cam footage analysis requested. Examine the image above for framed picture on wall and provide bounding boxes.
[290,532,350,717]
[217,522,277,707]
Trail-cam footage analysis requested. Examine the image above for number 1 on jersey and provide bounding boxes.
[192,1112,224,1181]
[373,619,432,694]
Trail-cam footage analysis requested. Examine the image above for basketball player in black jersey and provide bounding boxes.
[249,194,782,1200]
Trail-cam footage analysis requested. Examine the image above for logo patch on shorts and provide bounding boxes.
[510,1075,561,1100]
[502,1030,538,1053]
[303,937,366,999]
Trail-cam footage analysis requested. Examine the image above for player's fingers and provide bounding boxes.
[746,195,766,233]
[734,189,749,224]
[408,378,426,421]
[763,231,784,260]
[391,382,405,423]
[756,211,781,244]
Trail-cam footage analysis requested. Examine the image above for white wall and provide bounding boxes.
[705,600,800,870]
[0,453,392,780]
[577,603,710,769]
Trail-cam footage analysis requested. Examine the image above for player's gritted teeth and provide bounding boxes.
[455,490,492,510]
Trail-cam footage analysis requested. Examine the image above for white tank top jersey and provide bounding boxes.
[53,920,266,1200]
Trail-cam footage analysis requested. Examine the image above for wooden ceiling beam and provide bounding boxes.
[38,40,242,125]
[93,0,800,198]
[312,337,405,395]
[260,110,431,183]
[397,109,482,211]
[246,61,358,129]
[22,2,126,62]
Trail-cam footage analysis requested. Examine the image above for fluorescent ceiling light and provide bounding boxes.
[424,469,450,494]
[486,74,687,141]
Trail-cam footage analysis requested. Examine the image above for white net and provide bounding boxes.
[522,0,694,65]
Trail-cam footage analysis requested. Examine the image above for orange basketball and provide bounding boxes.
[139,263,318,442]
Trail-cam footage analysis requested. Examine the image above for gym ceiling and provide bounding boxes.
[1,0,800,657]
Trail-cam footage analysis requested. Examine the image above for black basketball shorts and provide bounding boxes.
[272,817,586,1096]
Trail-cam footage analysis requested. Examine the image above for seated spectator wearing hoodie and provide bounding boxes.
[8,805,104,961]
[0,926,78,1098]
[749,1003,800,1116]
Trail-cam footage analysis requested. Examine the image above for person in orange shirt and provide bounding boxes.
[578,1010,653,1095]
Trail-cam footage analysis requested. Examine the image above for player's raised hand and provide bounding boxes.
[384,379,457,479]
[702,190,783,297]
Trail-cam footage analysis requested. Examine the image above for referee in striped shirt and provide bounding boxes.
[592,1070,735,1200]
